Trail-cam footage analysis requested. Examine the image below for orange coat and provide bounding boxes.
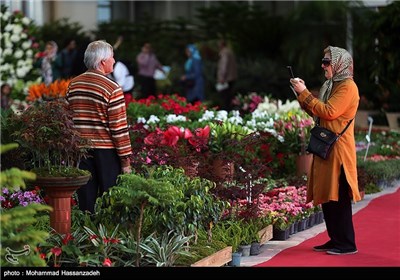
[297,79,361,206]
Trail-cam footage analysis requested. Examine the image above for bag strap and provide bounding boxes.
[337,119,353,136]
[316,118,353,136]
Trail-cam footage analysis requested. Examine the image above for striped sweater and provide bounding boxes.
[66,70,132,167]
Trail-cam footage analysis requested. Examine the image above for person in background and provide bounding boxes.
[34,41,62,85]
[180,44,205,103]
[1,83,12,110]
[66,40,132,213]
[290,46,360,255]
[217,39,237,111]
[109,59,135,103]
[60,38,78,79]
[136,42,164,98]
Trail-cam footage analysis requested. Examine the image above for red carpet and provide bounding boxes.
[255,187,400,267]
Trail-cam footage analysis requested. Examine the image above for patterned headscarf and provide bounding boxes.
[319,46,354,102]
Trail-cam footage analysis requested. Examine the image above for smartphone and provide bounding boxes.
[287,65,295,79]
[286,66,298,97]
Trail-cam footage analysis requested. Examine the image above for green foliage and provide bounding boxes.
[1,204,51,267]
[369,1,400,111]
[208,121,252,154]
[358,159,400,183]
[0,143,37,190]
[139,231,193,267]
[210,219,262,253]
[0,143,51,267]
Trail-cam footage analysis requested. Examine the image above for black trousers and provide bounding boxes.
[322,166,357,250]
[138,75,156,98]
[220,81,235,111]
[77,149,121,213]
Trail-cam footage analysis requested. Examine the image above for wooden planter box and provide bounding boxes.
[386,112,400,132]
[258,224,273,244]
[190,246,232,267]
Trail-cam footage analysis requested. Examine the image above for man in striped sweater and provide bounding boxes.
[66,40,132,213]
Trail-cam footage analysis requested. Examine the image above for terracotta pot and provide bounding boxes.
[296,153,313,176]
[35,174,90,235]
[212,158,234,182]
[178,156,199,178]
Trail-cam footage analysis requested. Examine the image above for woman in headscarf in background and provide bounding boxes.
[180,44,205,103]
[34,40,62,85]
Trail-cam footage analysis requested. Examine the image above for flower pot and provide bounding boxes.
[35,174,91,235]
[272,228,290,241]
[250,242,261,256]
[297,219,307,232]
[229,252,242,267]
[178,156,199,178]
[238,244,251,257]
[296,153,313,176]
[212,158,234,182]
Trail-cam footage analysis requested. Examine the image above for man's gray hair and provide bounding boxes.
[84,40,113,70]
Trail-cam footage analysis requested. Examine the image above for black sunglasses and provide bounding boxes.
[322,58,331,66]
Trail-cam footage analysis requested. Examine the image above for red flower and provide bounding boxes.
[103,258,112,267]
[62,233,74,245]
[89,234,98,241]
[50,247,62,257]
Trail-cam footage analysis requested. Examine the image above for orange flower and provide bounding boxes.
[26,79,71,102]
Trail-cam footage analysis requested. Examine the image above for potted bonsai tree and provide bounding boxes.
[8,98,91,234]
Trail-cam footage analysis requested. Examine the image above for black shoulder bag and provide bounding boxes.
[306,119,353,160]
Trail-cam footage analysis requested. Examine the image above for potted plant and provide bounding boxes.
[8,98,91,234]
[143,124,210,177]
[207,121,252,182]
[274,109,314,176]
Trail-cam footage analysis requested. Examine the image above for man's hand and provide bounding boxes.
[122,165,131,174]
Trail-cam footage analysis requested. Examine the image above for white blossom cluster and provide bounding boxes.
[0,5,40,97]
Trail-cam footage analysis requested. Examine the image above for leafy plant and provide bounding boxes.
[208,120,252,155]
[109,169,183,266]
[9,99,91,177]
[0,143,51,267]
[139,230,193,267]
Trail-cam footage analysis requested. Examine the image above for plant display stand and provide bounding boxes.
[258,224,273,244]
[191,246,232,267]
[35,175,90,235]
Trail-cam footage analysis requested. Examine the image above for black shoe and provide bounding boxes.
[326,248,358,255]
[313,241,334,252]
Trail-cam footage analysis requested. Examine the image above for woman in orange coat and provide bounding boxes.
[290,46,361,255]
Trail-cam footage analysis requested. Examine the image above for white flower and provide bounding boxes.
[2,11,10,21]
[14,49,23,59]
[165,114,187,123]
[147,115,160,124]
[1,6,40,93]
[22,17,30,25]
[137,117,147,124]
[12,24,23,34]
[22,40,31,49]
